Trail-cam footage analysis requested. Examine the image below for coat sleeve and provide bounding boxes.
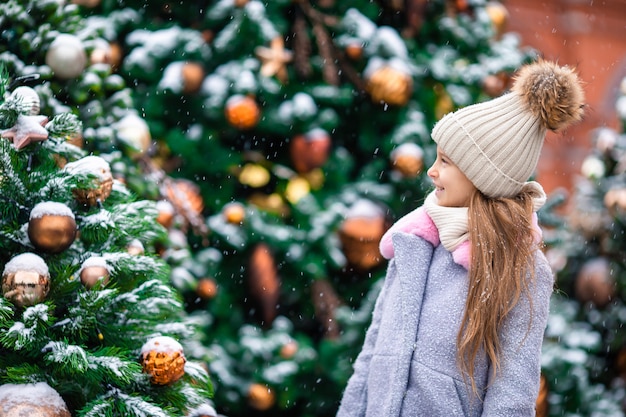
[481,251,554,417]
[336,259,397,417]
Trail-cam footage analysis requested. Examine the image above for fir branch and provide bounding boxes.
[1,304,53,351]
[45,113,82,138]
[80,388,173,417]
[42,341,90,375]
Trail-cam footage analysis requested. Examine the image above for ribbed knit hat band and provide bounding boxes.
[430,60,586,198]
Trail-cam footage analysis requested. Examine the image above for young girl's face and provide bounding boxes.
[427,147,476,207]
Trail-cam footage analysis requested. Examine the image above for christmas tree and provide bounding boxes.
[0,55,213,417]
[536,77,626,416]
[68,1,540,415]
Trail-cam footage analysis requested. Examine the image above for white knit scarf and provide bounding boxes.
[423,181,547,252]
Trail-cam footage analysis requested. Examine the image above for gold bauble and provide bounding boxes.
[63,156,113,207]
[391,143,424,178]
[79,256,110,289]
[0,382,71,417]
[2,253,50,308]
[181,62,205,94]
[486,1,509,38]
[28,202,77,254]
[338,200,387,271]
[156,200,176,229]
[224,95,261,130]
[365,65,413,106]
[604,188,626,215]
[575,257,616,309]
[279,340,299,359]
[222,202,246,225]
[247,383,275,411]
[141,336,186,385]
[127,239,145,256]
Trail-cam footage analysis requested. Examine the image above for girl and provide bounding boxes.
[336,60,585,417]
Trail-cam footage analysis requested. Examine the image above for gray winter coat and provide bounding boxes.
[336,230,554,417]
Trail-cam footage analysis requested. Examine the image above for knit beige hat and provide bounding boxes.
[431,60,585,198]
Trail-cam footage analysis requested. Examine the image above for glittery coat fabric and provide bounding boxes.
[336,231,553,417]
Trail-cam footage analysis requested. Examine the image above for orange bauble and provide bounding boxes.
[247,383,275,411]
[224,95,261,130]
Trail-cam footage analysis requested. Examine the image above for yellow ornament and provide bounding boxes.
[2,253,50,308]
[485,1,509,39]
[141,336,186,385]
[238,163,271,188]
[285,176,311,204]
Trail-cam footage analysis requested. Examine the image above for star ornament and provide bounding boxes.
[255,36,293,83]
[1,114,49,150]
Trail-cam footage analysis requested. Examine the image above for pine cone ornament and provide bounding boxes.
[365,65,413,106]
[141,336,186,385]
[28,201,77,254]
[63,155,113,207]
[248,243,281,326]
[0,382,71,417]
[2,253,50,308]
[224,95,261,130]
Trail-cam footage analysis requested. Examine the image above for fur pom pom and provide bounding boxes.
[512,60,585,131]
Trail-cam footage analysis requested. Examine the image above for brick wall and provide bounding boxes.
[504,0,626,195]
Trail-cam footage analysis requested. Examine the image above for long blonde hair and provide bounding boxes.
[458,187,538,394]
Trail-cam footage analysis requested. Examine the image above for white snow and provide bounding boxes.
[29,201,75,219]
[0,382,68,413]
[63,155,112,180]
[3,253,49,276]
[140,335,184,355]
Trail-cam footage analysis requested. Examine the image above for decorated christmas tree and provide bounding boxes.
[68,1,541,415]
[536,77,626,416]
[0,65,213,417]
